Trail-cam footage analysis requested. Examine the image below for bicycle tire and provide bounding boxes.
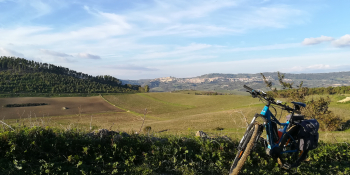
[277,125,306,169]
[229,122,259,175]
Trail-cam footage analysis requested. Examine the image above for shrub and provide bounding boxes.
[214,127,224,131]
[0,127,349,174]
[261,72,343,131]
[143,126,152,133]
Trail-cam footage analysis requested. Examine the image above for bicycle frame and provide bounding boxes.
[248,102,299,155]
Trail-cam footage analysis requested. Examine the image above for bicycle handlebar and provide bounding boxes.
[243,85,254,92]
[243,85,293,112]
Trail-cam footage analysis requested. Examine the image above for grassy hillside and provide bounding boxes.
[0,56,141,95]
[103,91,350,141]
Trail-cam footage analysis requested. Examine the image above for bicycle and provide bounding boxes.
[229,85,309,175]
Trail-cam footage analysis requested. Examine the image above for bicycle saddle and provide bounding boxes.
[291,102,306,108]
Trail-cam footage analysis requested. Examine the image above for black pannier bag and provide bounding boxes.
[298,119,320,151]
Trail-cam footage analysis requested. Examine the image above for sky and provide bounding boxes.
[0,0,350,80]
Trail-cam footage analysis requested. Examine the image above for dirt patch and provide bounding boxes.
[338,97,350,103]
[0,96,124,119]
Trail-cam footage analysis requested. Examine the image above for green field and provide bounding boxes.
[2,91,349,142]
[100,91,350,142]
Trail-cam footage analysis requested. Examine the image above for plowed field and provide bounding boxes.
[0,96,123,119]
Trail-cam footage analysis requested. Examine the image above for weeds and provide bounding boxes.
[0,127,348,174]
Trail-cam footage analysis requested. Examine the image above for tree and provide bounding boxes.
[261,72,342,131]
[144,85,150,92]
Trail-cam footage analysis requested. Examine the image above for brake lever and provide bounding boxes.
[251,91,258,98]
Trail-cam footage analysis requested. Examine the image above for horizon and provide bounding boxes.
[122,70,350,80]
[0,0,349,80]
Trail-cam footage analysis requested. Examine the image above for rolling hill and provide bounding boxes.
[0,56,141,95]
[122,72,350,93]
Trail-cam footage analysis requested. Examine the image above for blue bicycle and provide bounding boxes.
[229,85,310,175]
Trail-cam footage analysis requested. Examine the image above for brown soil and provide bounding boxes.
[0,96,124,119]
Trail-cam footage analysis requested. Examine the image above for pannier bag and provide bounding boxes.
[298,119,319,151]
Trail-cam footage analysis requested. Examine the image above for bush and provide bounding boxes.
[4,103,48,108]
[143,126,152,133]
[0,127,349,174]
[214,127,224,131]
[302,97,343,131]
[262,72,343,131]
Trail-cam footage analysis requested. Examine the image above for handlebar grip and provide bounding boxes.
[243,85,254,92]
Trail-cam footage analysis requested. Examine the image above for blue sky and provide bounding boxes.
[0,0,350,79]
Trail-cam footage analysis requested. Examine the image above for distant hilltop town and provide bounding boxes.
[150,76,290,84]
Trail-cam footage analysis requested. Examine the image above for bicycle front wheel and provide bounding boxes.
[229,122,259,175]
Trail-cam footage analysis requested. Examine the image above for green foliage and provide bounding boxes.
[194,91,225,95]
[144,85,150,93]
[0,127,348,174]
[0,56,141,95]
[262,72,343,131]
[143,126,152,133]
[214,127,224,131]
[269,86,350,98]
[4,103,48,108]
[303,97,343,131]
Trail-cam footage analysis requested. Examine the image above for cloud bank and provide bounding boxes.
[40,49,72,57]
[0,47,24,57]
[332,34,350,47]
[77,53,101,59]
[104,65,158,71]
[302,35,334,45]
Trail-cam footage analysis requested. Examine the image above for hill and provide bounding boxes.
[0,56,141,95]
[122,72,350,93]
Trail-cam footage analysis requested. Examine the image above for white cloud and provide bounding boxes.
[125,1,307,37]
[148,52,350,78]
[302,35,334,45]
[229,43,300,52]
[104,65,158,71]
[288,64,331,72]
[77,53,101,59]
[40,49,72,57]
[0,47,24,57]
[131,43,212,60]
[83,5,131,30]
[238,6,306,29]
[332,34,350,47]
[28,0,52,18]
[0,26,51,44]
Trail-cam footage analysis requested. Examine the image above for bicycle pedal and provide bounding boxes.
[281,163,291,170]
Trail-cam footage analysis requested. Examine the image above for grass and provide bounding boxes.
[1,91,350,174]
[1,91,350,142]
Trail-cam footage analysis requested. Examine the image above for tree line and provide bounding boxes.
[4,103,48,108]
[269,85,350,98]
[0,56,143,94]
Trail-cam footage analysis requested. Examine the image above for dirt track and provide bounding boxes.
[338,97,350,103]
[0,96,124,119]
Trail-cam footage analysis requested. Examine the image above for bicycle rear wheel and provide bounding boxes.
[277,125,307,169]
[229,122,259,175]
